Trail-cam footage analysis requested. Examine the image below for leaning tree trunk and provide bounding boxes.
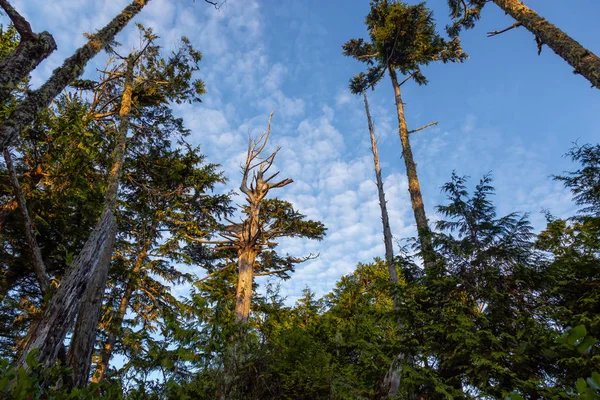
[0,0,57,104]
[388,67,435,273]
[14,56,134,371]
[92,236,153,384]
[234,247,258,324]
[66,225,115,388]
[363,92,397,284]
[0,0,151,152]
[493,0,600,89]
[65,59,135,387]
[3,149,48,294]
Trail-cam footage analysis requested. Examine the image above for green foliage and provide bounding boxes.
[0,350,123,399]
[343,0,467,89]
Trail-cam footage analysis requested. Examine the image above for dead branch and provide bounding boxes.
[408,121,438,134]
[487,22,522,37]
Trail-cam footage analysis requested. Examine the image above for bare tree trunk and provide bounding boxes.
[0,0,57,104]
[234,248,258,324]
[388,67,435,273]
[3,148,48,294]
[363,92,404,398]
[65,224,115,387]
[492,0,600,89]
[14,56,134,371]
[0,0,151,152]
[363,92,397,284]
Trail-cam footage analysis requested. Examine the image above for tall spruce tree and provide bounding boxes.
[343,0,467,277]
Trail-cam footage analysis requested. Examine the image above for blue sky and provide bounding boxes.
[10,0,600,303]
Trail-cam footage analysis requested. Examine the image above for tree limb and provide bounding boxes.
[487,22,522,37]
[0,0,35,40]
[408,121,438,134]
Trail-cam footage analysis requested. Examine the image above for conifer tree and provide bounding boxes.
[447,0,600,89]
[343,0,467,277]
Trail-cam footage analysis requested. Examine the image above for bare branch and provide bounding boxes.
[203,0,227,9]
[399,71,417,87]
[487,22,522,37]
[408,121,438,134]
[268,178,293,190]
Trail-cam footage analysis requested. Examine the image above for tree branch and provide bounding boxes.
[399,71,416,87]
[487,22,522,37]
[408,121,438,134]
[0,0,35,40]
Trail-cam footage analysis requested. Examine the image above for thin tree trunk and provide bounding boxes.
[0,0,151,153]
[363,92,405,398]
[92,235,152,384]
[234,248,258,324]
[492,0,600,89]
[0,0,57,104]
[388,67,435,272]
[14,56,134,371]
[363,92,397,284]
[3,148,48,294]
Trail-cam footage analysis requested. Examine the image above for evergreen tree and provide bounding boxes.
[343,0,467,276]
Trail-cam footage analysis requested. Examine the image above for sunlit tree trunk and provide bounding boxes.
[362,92,397,284]
[15,55,134,371]
[235,247,258,324]
[3,149,48,294]
[493,0,600,89]
[0,0,151,152]
[388,67,435,273]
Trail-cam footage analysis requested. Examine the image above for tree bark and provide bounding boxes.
[3,148,48,294]
[492,0,600,89]
[388,67,435,272]
[363,92,397,284]
[0,0,57,104]
[0,0,151,153]
[14,55,134,371]
[234,248,258,324]
[65,223,115,388]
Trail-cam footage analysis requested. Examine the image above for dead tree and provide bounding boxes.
[200,113,324,325]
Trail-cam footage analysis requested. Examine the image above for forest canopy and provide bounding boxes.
[0,0,599,399]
